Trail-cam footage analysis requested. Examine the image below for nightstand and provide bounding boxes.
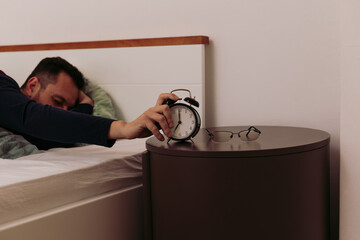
[143,126,330,240]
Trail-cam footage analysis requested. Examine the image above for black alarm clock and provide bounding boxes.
[163,89,201,142]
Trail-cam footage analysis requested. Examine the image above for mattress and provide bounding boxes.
[0,138,146,225]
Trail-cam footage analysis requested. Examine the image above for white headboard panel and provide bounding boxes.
[0,36,208,126]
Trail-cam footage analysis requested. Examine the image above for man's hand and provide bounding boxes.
[108,93,179,141]
[78,91,94,107]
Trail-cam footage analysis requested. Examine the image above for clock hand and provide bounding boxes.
[174,109,182,133]
[174,122,180,132]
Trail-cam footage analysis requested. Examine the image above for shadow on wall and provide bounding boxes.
[205,39,217,127]
[330,147,340,240]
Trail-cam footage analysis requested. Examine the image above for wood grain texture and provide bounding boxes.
[0,36,209,52]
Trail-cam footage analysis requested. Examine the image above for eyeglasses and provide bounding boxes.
[205,126,261,142]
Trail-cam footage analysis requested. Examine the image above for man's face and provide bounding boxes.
[24,72,79,110]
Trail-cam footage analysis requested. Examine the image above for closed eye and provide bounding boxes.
[52,97,66,108]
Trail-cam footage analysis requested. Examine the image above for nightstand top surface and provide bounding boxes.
[145,126,330,157]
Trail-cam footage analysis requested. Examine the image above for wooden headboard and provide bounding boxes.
[0,36,209,126]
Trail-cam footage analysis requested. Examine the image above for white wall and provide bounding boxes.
[0,0,341,143]
[0,0,340,125]
[1,0,342,238]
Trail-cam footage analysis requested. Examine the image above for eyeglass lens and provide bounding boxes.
[239,130,260,141]
[212,131,233,142]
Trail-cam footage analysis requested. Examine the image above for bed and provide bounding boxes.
[0,36,208,240]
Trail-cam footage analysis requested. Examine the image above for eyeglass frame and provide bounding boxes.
[205,126,262,142]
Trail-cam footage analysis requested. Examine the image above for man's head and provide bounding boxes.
[20,57,84,110]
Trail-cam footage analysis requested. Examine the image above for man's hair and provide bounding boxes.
[20,57,84,90]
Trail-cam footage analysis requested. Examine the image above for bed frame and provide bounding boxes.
[0,36,208,240]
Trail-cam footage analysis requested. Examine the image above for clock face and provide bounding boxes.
[169,104,198,140]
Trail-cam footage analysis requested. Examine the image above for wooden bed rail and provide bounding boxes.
[0,36,209,52]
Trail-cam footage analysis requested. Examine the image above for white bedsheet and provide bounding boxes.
[0,138,146,225]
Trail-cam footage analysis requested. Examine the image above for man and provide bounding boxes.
[0,57,178,150]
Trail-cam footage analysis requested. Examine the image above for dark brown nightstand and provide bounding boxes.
[143,126,330,240]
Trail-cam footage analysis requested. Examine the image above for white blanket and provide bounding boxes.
[0,138,146,225]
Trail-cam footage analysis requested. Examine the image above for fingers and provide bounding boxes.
[156,93,179,106]
[143,104,174,141]
[153,105,173,136]
[123,93,179,141]
[149,92,178,141]
[78,91,94,106]
[145,119,165,141]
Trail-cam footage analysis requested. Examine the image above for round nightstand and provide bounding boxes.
[143,126,330,240]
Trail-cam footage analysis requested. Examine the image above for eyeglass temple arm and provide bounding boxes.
[246,126,262,137]
[205,129,214,137]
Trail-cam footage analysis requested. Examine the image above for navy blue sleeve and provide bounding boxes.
[0,73,116,150]
[72,103,94,114]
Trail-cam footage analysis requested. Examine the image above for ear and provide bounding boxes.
[23,77,41,98]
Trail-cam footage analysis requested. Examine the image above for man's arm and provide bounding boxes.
[0,74,113,148]
[70,90,94,114]
[0,73,178,148]
[78,90,94,106]
[108,93,179,141]
[73,91,179,141]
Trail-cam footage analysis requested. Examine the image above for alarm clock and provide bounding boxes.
[163,89,201,142]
